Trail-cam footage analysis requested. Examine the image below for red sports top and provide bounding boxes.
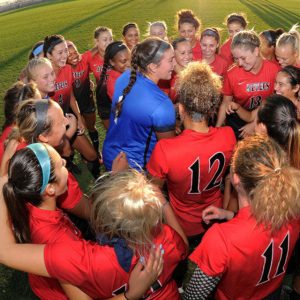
[208,54,229,77]
[28,203,82,300]
[107,69,122,100]
[147,127,236,236]
[158,79,171,95]
[45,224,187,299]
[220,38,233,65]
[190,206,300,299]
[88,51,104,83]
[192,41,202,61]
[51,64,74,113]
[0,125,13,164]
[169,71,178,103]
[223,60,280,110]
[70,51,93,103]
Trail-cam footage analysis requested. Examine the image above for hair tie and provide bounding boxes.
[274,167,281,173]
[27,143,51,193]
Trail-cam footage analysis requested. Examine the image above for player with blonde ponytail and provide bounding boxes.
[184,135,300,299]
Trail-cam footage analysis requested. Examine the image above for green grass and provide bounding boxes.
[0,0,299,298]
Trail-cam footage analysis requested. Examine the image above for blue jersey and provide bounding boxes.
[103,70,175,170]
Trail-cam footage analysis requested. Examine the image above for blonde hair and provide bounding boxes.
[276,24,300,59]
[176,61,222,121]
[24,57,52,82]
[90,169,163,253]
[231,30,260,52]
[146,21,168,38]
[232,135,300,231]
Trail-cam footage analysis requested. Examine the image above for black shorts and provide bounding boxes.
[225,113,247,140]
[77,95,96,114]
[96,83,112,120]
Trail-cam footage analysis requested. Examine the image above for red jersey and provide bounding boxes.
[0,125,13,164]
[190,206,300,299]
[169,71,178,103]
[107,69,122,100]
[71,51,93,105]
[51,64,74,113]
[192,41,202,61]
[223,60,280,110]
[27,203,82,300]
[88,51,104,83]
[158,79,171,95]
[220,38,233,65]
[147,127,236,236]
[57,172,83,210]
[209,54,229,77]
[45,224,187,299]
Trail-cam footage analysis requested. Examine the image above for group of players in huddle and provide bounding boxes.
[0,7,300,300]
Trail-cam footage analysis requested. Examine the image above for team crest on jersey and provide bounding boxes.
[96,65,103,73]
[55,81,68,90]
[246,82,270,92]
[73,70,84,79]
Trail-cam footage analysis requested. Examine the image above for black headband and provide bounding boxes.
[110,43,127,60]
[46,38,64,54]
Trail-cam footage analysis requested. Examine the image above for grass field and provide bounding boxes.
[0,0,299,298]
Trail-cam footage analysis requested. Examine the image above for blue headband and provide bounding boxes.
[27,143,51,194]
[32,44,44,57]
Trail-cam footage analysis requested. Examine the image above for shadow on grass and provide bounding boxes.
[0,0,133,70]
[239,0,300,30]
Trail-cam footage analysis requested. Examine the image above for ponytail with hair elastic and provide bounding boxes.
[3,145,56,243]
[252,166,300,231]
[115,53,138,120]
[232,135,300,232]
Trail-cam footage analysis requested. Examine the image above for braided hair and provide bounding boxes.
[97,41,128,90]
[115,37,171,119]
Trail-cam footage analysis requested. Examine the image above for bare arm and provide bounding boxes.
[60,282,93,300]
[149,174,188,247]
[156,130,175,141]
[66,194,91,220]
[0,177,49,276]
[69,89,85,133]
[226,102,257,123]
[216,95,233,127]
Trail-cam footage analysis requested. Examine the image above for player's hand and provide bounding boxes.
[125,245,164,300]
[111,152,129,174]
[202,206,234,224]
[239,122,255,139]
[0,139,19,177]
[77,116,85,135]
[225,102,240,115]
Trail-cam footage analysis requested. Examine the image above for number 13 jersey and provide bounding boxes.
[147,127,236,237]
